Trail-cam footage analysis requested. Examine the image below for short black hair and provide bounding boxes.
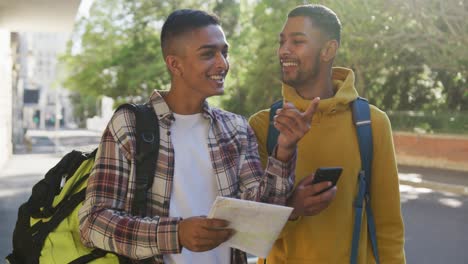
[161,9,220,57]
[288,4,341,44]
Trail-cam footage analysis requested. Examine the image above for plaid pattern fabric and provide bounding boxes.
[78,90,295,263]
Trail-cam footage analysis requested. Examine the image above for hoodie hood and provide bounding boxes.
[282,67,359,114]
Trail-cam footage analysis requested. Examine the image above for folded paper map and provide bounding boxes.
[207,196,293,258]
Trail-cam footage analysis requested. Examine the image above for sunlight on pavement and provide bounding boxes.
[438,198,463,208]
[400,184,433,203]
[399,172,423,183]
[399,171,468,197]
[400,184,433,194]
[400,183,464,208]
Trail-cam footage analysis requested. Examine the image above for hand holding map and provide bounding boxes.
[207,196,293,258]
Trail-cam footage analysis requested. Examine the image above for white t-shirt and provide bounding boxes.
[163,113,230,264]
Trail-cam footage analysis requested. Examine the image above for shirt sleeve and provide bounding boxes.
[370,110,406,263]
[78,108,182,260]
[240,114,296,205]
[249,110,299,238]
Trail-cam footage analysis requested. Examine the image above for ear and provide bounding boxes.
[165,55,183,77]
[320,40,339,62]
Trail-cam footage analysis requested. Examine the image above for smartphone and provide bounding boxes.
[312,167,343,194]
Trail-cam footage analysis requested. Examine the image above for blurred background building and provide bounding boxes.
[0,0,81,168]
[14,33,74,134]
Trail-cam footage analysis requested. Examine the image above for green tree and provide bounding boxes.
[222,0,305,116]
[221,0,467,116]
[69,93,99,128]
[61,0,241,116]
[61,0,467,129]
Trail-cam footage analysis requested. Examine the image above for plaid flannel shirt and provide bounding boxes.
[78,91,296,263]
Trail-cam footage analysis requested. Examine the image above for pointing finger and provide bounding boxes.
[303,97,320,119]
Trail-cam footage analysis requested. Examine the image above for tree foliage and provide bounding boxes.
[61,0,468,123]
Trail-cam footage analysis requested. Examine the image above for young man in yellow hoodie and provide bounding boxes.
[249,4,406,264]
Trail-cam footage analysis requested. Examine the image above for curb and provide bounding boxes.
[399,178,468,196]
[397,158,468,173]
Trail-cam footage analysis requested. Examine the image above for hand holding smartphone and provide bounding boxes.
[312,167,343,194]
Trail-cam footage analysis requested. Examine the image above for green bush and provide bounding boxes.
[387,111,468,135]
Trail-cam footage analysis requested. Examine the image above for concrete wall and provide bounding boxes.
[0,29,12,169]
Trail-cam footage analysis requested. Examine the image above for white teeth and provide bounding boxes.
[282,62,298,67]
[210,75,224,81]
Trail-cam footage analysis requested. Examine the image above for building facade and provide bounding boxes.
[0,0,81,168]
[18,32,73,131]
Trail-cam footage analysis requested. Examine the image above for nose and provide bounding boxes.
[278,41,290,57]
[215,52,229,71]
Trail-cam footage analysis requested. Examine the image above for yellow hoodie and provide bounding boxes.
[249,67,405,264]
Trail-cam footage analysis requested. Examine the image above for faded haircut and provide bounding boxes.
[160,9,221,58]
[288,4,342,44]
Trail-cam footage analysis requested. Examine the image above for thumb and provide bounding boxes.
[282,100,295,110]
[298,173,315,187]
[304,97,320,119]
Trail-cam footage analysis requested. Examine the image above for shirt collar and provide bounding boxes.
[149,90,216,122]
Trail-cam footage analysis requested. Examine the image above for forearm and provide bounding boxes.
[275,144,296,162]
[79,202,182,259]
[238,138,296,205]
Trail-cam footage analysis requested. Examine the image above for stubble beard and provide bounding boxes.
[281,55,321,89]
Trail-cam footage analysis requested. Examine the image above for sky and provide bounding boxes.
[77,0,95,19]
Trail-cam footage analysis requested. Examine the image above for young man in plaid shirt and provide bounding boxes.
[78,9,321,264]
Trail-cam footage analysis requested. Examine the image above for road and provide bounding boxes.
[398,165,468,263]
[0,129,467,263]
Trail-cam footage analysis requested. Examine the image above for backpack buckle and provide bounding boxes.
[141,132,155,143]
[355,120,371,126]
[354,171,367,208]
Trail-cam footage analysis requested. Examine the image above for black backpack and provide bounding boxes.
[6,103,159,264]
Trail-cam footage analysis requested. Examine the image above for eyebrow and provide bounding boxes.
[279,32,307,38]
[197,44,229,51]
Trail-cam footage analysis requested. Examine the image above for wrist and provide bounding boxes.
[287,196,298,220]
[177,218,184,252]
[275,145,296,162]
[288,211,299,220]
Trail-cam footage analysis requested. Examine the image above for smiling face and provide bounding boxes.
[278,16,326,88]
[170,24,229,100]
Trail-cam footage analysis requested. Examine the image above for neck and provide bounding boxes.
[295,67,334,100]
[164,83,205,115]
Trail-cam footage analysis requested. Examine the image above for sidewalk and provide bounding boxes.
[398,165,468,196]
